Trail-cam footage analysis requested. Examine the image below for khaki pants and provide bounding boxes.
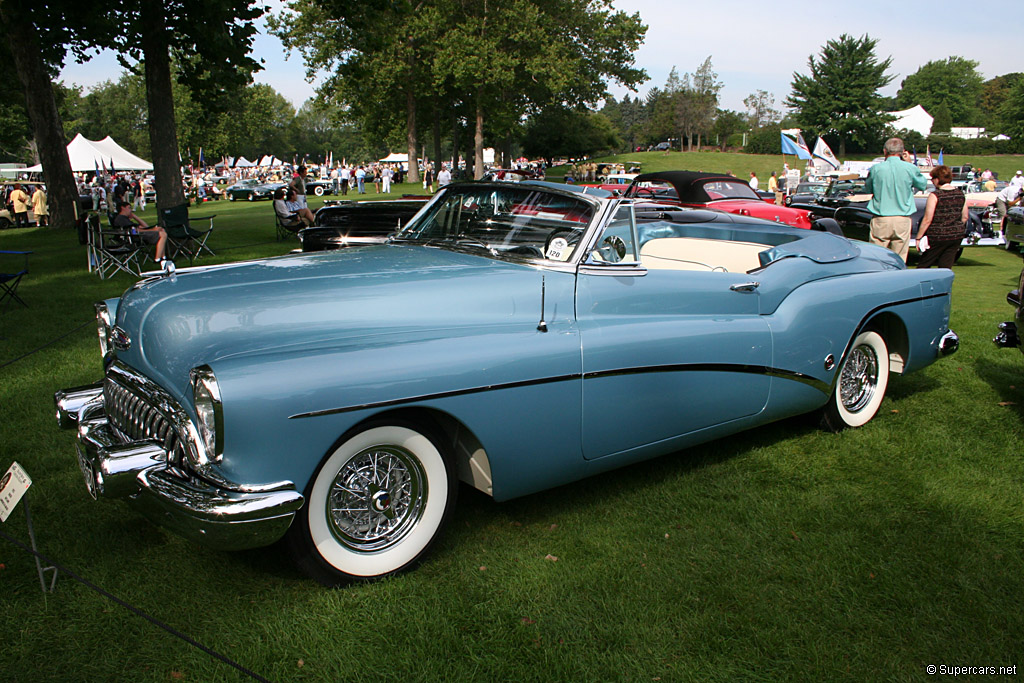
[870,215,913,262]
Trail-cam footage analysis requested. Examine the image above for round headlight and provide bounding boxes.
[95,302,113,357]
[190,365,223,461]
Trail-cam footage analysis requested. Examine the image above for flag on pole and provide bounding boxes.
[937,149,944,165]
[926,145,933,166]
[812,137,840,170]
[780,132,812,159]
[199,147,205,170]
[109,158,116,176]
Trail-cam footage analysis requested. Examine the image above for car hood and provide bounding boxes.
[112,245,549,398]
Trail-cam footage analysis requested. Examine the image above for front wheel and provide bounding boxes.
[822,330,890,431]
[227,193,235,202]
[314,185,325,196]
[287,421,457,586]
[247,192,255,201]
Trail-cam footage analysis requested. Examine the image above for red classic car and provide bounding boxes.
[624,171,839,233]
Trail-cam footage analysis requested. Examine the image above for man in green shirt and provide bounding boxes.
[864,137,927,262]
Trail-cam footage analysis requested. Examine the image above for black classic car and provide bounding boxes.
[304,178,337,197]
[994,262,1024,351]
[301,197,430,252]
[790,177,996,246]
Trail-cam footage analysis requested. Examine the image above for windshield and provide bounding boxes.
[395,184,596,261]
[700,180,762,201]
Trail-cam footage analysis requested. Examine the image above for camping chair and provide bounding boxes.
[275,205,303,241]
[88,213,145,279]
[158,203,215,265]
[0,250,31,309]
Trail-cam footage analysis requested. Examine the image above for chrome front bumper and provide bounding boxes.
[55,383,304,551]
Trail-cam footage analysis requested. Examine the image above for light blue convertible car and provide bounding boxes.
[56,181,959,585]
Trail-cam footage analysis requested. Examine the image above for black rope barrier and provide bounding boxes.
[0,528,272,682]
[0,319,93,371]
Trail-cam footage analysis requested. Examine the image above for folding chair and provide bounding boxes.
[159,203,215,265]
[89,213,145,279]
[0,250,31,309]
[275,207,303,241]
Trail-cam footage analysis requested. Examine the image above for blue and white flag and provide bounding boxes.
[781,132,812,159]
[937,149,944,165]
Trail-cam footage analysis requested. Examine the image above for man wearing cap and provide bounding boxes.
[864,137,927,262]
[1010,170,1024,190]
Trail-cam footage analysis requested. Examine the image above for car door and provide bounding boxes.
[575,212,772,461]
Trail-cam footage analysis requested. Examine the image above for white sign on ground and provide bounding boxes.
[0,462,32,522]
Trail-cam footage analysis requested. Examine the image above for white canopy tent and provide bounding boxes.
[257,155,283,167]
[234,156,255,167]
[24,133,154,173]
[887,105,933,137]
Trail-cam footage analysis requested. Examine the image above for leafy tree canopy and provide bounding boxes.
[786,33,894,156]
[895,57,983,127]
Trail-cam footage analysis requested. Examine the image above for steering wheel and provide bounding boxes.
[632,187,655,198]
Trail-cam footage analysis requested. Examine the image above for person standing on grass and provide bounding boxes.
[9,183,30,227]
[355,166,366,194]
[748,172,759,190]
[340,165,351,195]
[290,165,308,208]
[994,182,1023,235]
[864,137,927,262]
[382,165,393,193]
[915,165,967,269]
[31,184,47,226]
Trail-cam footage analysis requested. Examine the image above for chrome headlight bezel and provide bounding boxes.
[95,302,113,358]
[190,365,224,461]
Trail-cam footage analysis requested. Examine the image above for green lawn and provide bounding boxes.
[2,195,1023,681]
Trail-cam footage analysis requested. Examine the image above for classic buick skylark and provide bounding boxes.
[56,181,959,585]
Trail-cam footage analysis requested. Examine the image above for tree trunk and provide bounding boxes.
[432,104,442,173]
[405,89,420,184]
[451,110,460,173]
[474,94,485,180]
[1,10,77,230]
[140,0,187,210]
[839,138,846,158]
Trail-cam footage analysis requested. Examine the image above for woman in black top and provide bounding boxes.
[916,165,967,269]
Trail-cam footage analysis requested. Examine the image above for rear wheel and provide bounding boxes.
[822,330,889,431]
[314,185,325,196]
[228,193,235,202]
[0,217,11,229]
[287,421,457,586]
[247,192,255,201]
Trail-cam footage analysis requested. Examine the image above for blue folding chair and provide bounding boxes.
[0,250,31,309]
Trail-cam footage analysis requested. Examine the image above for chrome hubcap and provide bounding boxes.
[327,446,425,552]
[839,343,879,413]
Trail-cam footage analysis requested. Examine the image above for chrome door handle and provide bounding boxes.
[730,281,760,292]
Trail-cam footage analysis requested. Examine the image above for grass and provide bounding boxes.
[2,185,1024,681]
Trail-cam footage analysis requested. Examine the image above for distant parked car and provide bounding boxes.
[304,178,337,197]
[226,179,284,202]
[623,171,840,233]
[653,141,672,151]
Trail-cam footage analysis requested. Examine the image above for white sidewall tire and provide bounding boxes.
[306,425,450,579]
[314,185,325,196]
[833,330,889,428]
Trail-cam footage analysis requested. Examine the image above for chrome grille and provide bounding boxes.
[103,375,186,465]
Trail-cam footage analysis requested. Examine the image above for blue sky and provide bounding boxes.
[59,0,1020,115]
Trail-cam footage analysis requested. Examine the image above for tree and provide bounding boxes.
[896,57,983,127]
[999,78,1024,153]
[113,0,263,209]
[980,73,1024,132]
[743,90,779,129]
[521,107,619,162]
[688,56,721,149]
[0,1,96,229]
[712,109,746,150]
[931,102,952,134]
[786,34,894,157]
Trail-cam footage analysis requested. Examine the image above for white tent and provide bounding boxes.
[25,133,154,173]
[234,156,255,167]
[380,152,408,163]
[257,155,283,167]
[887,105,933,137]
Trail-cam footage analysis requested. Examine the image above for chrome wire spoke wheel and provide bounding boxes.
[291,422,456,585]
[839,343,879,413]
[823,330,889,431]
[327,445,426,552]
